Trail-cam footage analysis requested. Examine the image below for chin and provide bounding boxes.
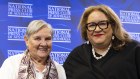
[94,40,104,44]
[39,55,49,59]
[93,41,105,46]
[38,53,49,58]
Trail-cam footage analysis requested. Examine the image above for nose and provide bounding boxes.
[40,40,47,46]
[94,25,102,32]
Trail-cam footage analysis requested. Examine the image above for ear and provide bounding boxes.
[24,35,29,47]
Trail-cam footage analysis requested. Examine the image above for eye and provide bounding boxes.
[99,22,107,26]
[45,36,52,41]
[87,22,96,27]
[34,37,41,40]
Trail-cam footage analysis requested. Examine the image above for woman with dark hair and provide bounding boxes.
[63,5,140,79]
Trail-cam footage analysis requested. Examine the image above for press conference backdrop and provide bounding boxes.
[0,0,140,67]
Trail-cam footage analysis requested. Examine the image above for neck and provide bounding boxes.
[30,55,48,72]
[31,57,46,65]
[93,43,111,55]
[29,54,48,65]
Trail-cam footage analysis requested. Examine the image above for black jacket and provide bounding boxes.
[63,40,140,79]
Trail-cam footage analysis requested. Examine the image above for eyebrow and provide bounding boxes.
[87,20,108,24]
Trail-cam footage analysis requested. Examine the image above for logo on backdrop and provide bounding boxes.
[7,50,69,64]
[8,2,33,18]
[120,10,140,24]
[53,29,71,43]
[48,5,71,20]
[8,50,24,57]
[8,26,26,41]
[51,52,69,64]
[129,32,140,42]
[8,26,71,42]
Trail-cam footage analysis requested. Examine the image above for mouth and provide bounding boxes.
[38,48,48,51]
[94,34,104,37]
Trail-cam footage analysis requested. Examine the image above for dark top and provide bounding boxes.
[63,40,140,79]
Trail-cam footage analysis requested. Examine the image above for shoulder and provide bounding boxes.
[130,39,140,52]
[4,54,24,63]
[53,61,66,79]
[0,53,24,79]
[123,40,140,55]
[69,43,91,57]
[126,39,140,48]
[0,53,24,69]
[53,61,64,71]
[130,39,140,44]
[53,61,62,67]
[71,43,90,53]
[64,43,91,65]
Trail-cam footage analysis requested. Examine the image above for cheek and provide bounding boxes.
[105,28,113,38]
[87,31,93,39]
[28,41,38,49]
[48,41,52,48]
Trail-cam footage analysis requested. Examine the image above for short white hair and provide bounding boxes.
[25,20,53,38]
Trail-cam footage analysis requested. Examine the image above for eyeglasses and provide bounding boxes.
[86,20,111,31]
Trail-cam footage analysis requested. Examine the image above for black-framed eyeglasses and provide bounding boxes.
[86,20,112,31]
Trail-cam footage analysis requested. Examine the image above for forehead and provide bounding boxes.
[87,10,108,22]
[32,27,52,37]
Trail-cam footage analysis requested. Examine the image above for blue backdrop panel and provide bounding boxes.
[0,0,140,67]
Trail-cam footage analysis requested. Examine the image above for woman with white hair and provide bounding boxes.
[0,20,66,79]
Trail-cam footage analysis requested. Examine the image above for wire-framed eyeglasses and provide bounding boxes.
[86,20,112,31]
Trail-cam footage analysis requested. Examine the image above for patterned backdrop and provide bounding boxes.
[0,0,140,67]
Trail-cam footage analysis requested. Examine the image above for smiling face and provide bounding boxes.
[87,10,113,48]
[24,26,52,59]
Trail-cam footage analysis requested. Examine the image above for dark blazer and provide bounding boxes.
[63,40,140,79]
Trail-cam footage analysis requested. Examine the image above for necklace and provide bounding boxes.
[92,44,111,60]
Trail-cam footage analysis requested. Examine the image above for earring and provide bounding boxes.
[86,41,89,44]
[112,36,115,40]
